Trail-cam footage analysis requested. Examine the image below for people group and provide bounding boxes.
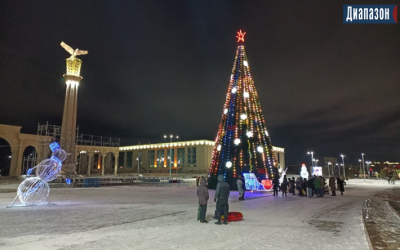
[196,174,347,225]
[387,175,396,185]
[196,175,230,225]
[285,175,346,197]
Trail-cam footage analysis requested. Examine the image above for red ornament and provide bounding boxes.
[261,179,272,190]
[236,30,246,43]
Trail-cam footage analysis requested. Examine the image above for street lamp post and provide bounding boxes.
[136,157,140,177]
[164,134,179,180]
[362,153,366,182]
[336,163,340,177]
[366,161,371,179]
[307,151,314,176]
[358,159,362,178]
[340,154,346,179]
[312,159,319,176]
[327,162,331,179]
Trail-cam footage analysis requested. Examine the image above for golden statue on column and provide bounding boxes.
[60,41,88,174]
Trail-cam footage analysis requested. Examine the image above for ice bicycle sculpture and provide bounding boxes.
[7,142,67,208]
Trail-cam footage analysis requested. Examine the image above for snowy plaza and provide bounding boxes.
[1,181,399,250]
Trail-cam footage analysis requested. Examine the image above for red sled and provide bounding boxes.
[221,212,243,222]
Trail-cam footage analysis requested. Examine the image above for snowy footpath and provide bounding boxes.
[0,182,398,250]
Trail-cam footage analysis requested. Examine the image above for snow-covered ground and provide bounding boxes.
[0,181,398,250]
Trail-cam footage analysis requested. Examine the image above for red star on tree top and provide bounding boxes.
[236,30,246,43]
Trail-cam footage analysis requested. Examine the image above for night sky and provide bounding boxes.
[1,1,399,164]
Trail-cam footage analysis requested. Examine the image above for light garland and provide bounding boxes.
[207,31,277,189]
[234,138,241,145]
[14,142,67,206]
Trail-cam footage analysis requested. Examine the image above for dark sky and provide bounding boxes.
[1,1,399,165]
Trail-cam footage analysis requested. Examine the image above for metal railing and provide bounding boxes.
[48,176,192,188]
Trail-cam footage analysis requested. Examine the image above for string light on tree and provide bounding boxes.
[207,31,277,189]
[234,138,241,145]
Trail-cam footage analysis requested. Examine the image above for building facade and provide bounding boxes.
[117,140,285,175]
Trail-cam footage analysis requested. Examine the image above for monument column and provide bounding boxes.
[60,41,88,175]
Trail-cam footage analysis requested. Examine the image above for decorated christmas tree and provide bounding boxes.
[207,30,277,189]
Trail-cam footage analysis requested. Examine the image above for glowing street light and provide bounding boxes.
[312,159,319,175]
[366,161,372,179]
[335,163,340,177]
[362,153,366,182]
[136,157,141,177]
[163,134,179,179]
[358,159,362,178]
[307,151,314,175]
[340,154,346,179]
[327,162,331,179]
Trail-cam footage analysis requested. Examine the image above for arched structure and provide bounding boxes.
[0,124,49,176]
[75,145,119,175]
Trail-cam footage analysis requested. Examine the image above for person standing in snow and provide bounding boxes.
[301,178,307,197]
[290,177,296,195]
[314,176,321,198]
[214,175,230,225]
[196,177,200,187]
[329,177,336,196]
[197,177,209,223]
[337,178,345,195]
[280,176,288,197]
[236,175,245,201]
[307,177,314,198]
[273,175,280,196]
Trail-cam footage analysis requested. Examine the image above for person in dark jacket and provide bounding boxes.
[301,178,307,197]
[273,175,280,196]
[236,175,245,201]
[314,176,322,198]
[307,178,314,197]
[296,177,302,196]
[280,176,288,197]
[319,176,326,197]
[329,177,336,196]
[197,178,209,223]
[291,177,296,195]
[337,178,346,195]
[214,175,230,225]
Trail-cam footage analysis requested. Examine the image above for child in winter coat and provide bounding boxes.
[197,178,209,223]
